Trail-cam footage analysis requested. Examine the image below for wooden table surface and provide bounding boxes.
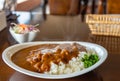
[0,11,120,81]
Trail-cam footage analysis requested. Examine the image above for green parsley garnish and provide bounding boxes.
[82,54,99,68]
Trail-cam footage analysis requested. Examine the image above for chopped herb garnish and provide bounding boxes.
[82,54,99,68]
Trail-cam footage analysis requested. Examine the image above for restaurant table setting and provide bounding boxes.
[0,11,120,81]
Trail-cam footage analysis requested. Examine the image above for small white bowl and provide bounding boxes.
[9,27,39,43]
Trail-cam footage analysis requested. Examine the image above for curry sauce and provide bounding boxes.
[12,43,86,73]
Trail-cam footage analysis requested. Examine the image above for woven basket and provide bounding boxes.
[86,14,120,36]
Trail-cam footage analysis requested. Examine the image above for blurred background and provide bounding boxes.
[0,0,120,53]
[1,0,120,22]
[1,0,119,14]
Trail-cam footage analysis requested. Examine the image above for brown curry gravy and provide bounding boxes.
[12,43,86,73]
[12,44,57,72]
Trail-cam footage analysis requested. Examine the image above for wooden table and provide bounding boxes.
[0,11,120,81]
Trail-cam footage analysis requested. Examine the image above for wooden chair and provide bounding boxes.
[107,0,120,14]
[15,0,41,11]
[97,0,120,14]
[97,0,107,14]
[43,0,89,21]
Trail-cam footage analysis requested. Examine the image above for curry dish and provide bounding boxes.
[12,43,86,73]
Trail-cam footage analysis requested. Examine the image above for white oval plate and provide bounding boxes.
[2,41,107,79]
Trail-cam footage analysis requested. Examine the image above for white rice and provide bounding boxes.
[43,47,98,75]
[44,52,87,75]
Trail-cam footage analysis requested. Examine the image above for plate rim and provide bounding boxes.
[2,41,108,79]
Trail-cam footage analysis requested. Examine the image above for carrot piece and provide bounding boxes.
[19,24,27,30]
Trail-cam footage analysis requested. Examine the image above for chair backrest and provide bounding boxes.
[15,0,41,11]
[107,0,120,14]
[86,14,120,36]
[48,0,80,15]
[47,0,90,21]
